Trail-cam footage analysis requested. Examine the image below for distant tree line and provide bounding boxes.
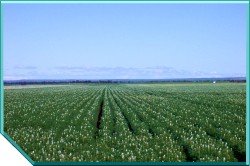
[4,77,246,85]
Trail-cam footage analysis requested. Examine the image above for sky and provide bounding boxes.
[3,3,248,80]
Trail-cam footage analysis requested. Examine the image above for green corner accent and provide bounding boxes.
[2,132,35,165]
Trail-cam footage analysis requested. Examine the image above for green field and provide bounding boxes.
[4,83,246,162]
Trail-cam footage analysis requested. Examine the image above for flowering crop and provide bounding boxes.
[4,83,246,162]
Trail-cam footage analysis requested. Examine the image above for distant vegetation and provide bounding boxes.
[4,83,246,162]
[3,77,246,85]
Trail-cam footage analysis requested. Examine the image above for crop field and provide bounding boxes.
[4,83,246,162]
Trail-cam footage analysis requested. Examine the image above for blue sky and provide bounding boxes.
[3,3,247,80]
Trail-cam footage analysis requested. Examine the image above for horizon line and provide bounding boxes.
[3,76,246,81]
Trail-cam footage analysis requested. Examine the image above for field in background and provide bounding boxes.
[4,83,246,162]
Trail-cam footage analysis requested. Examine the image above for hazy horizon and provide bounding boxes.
[3,3,247,80]
[3,75,246,82]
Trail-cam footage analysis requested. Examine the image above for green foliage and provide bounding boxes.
[4,83,246,162]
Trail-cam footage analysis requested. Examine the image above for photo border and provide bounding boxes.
[0,0,249,165]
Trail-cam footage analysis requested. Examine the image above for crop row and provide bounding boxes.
[4,83,246,162]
